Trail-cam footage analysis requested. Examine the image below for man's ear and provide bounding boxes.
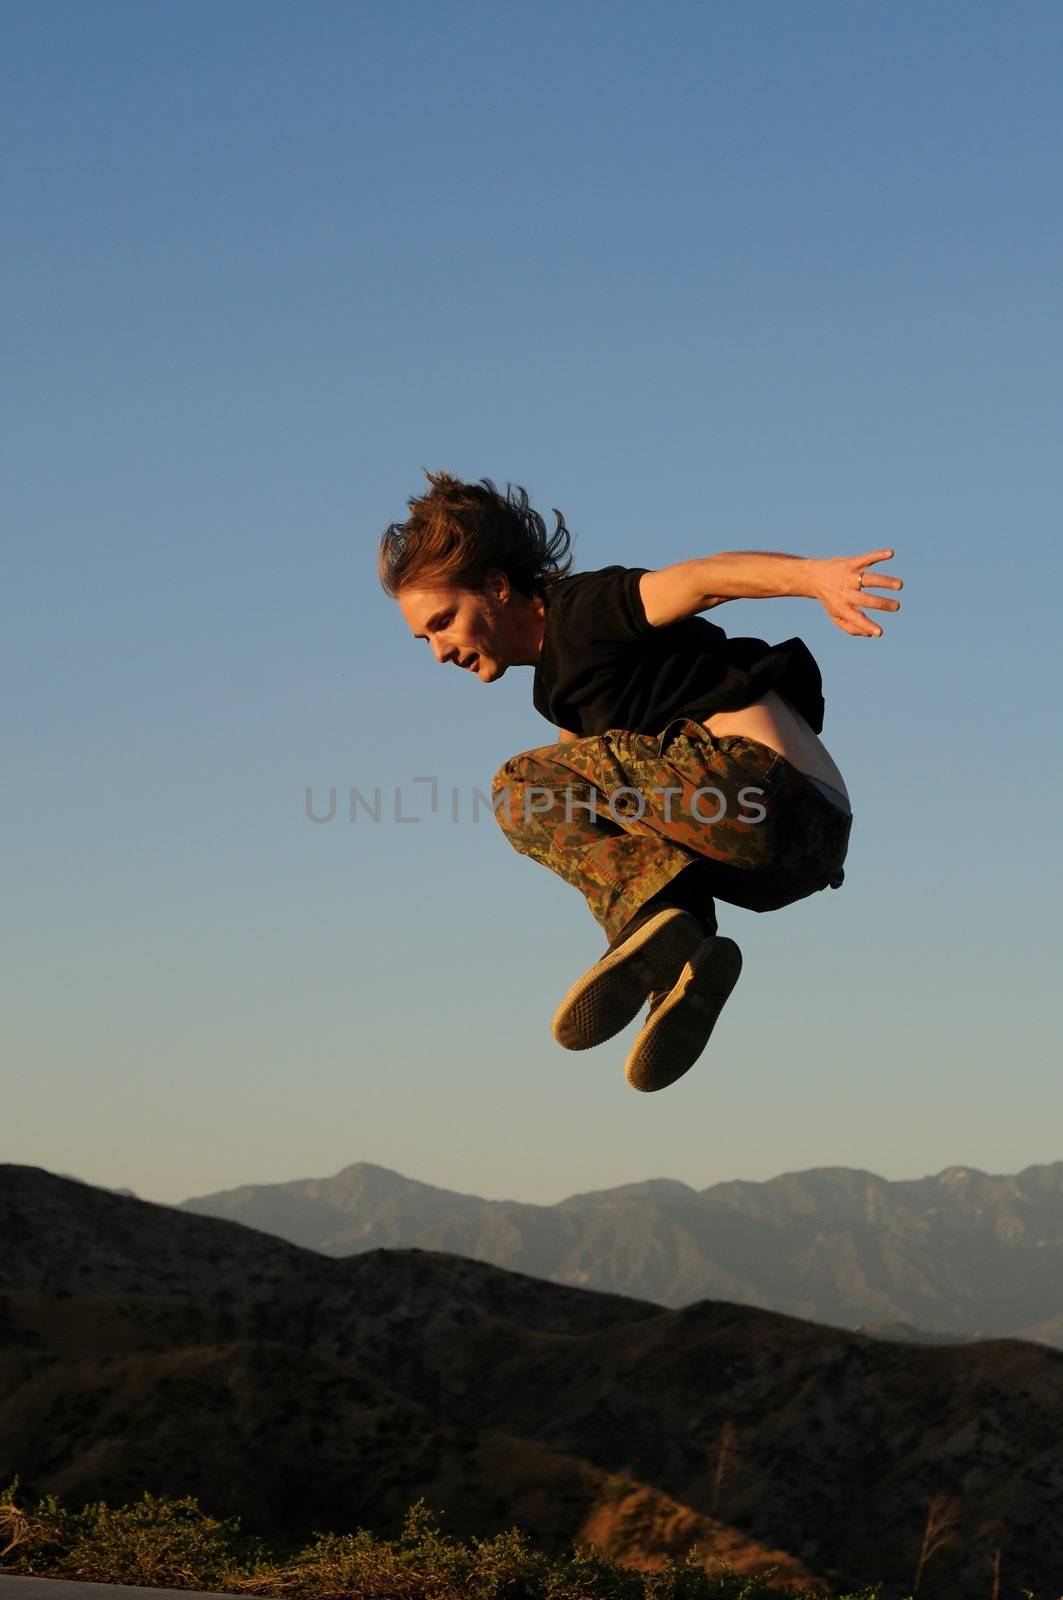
[484,567,509,603]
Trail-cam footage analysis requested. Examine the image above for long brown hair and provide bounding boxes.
[378,470,574,600]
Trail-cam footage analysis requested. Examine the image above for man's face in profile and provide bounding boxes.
[398,579,511,681]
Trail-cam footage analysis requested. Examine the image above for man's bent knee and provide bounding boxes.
[492,756,521,793]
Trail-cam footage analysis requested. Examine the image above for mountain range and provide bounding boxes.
[177,1159,1063,1347]
[4,1163,1063,1600]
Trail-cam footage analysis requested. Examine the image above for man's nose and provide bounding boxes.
[433,638,456,664]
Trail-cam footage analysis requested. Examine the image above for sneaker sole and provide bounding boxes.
[551,908,704,1052]
[624,936,743,1092]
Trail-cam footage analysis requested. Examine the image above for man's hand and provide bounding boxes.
[811,550,903,637]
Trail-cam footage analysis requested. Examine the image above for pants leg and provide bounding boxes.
[491,745,699,945]
[492,718,852,945]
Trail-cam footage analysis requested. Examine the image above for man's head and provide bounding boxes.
[379,471,573,678]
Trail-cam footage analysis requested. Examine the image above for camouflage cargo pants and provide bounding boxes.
[491,716,852,946]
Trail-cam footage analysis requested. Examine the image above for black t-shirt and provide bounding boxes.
[532,564,826,736]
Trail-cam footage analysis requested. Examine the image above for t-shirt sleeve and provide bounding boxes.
[556,565,653,649]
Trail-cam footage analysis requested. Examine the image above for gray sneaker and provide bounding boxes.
[624,936,743,1092]
[550,906,704,1052]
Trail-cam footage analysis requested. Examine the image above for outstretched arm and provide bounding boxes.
[638,550,903,638]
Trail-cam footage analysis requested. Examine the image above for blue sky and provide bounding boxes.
[4,0,1061,1207]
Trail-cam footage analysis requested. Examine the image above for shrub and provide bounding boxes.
[0,1478,912,1600]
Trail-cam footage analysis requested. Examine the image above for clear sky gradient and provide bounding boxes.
[4,1,1061,1207]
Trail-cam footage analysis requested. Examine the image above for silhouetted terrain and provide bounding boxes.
[178,1158,1063,1346]
[3,1164,1063,1600]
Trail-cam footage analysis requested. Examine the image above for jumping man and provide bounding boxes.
[378,471,902,1093]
